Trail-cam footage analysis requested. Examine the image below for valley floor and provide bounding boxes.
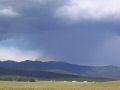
[0,81,120,90]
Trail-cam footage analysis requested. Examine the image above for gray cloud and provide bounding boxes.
[0,0,120,65]
[55,0,120,22]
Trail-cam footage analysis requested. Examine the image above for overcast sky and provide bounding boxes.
[0,0,120,66]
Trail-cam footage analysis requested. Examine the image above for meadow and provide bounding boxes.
[0,81,120,90]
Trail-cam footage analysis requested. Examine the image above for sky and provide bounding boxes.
[0,0,120,66]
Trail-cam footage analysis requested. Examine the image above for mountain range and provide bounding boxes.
[0,60,119,80]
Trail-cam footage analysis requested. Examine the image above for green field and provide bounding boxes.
[0,81,120,90]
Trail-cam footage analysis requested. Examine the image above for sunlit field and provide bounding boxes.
[0,81,120,90]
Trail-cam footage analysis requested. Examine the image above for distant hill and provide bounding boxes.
[0,60,119,80]
[0,67,79,79]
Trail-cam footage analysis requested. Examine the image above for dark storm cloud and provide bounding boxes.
[0,0,120,65]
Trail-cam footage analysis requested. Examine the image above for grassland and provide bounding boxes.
[0,81,120,90]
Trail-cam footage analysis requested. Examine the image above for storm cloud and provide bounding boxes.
[0,0,120,65]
